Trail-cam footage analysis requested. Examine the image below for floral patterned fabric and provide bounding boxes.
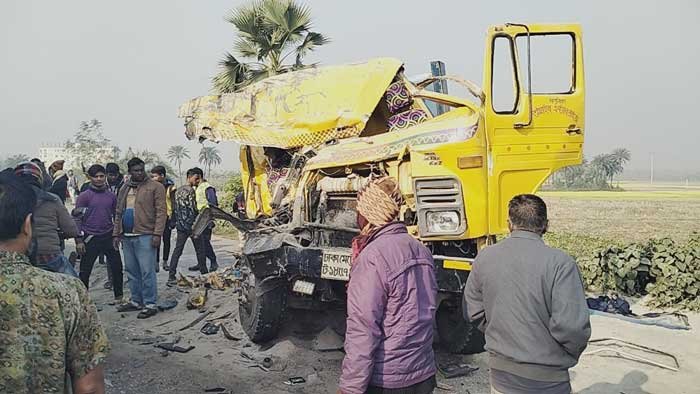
[0,250,109,393]
[387,109,429,132]
[385,81,413,114]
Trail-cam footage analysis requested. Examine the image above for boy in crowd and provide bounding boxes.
[73,164,124,303]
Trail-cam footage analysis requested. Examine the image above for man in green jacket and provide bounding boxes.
[113,158,166,319]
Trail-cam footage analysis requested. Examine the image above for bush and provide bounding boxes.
[576,233,700,310]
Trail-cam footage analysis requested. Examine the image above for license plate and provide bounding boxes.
[321,250,352,281]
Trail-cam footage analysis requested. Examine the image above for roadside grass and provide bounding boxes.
[541,184,700,246]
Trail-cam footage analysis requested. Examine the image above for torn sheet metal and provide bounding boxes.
[305,107,479,170]
[178,58,403,149]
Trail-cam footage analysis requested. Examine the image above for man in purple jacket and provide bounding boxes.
[74,164,124,302]
[339,177,438,394]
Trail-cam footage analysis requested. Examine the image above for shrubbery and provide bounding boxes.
[575,233,700,310]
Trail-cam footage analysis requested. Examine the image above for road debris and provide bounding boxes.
[438,363,478,379]
[312,326,344,352]
[187,288,209,310]
[200,322,220,335]
[261,357,273,369]
[220,324,242,341]
[583,337,680,372]
[179,311,213,331]
[204,388,227,393]
[436,382,456,392]
[177,267,243,290]
[156,343,195,353]
[283,377,306,386]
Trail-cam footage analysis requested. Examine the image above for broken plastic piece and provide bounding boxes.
[220,324,242,341]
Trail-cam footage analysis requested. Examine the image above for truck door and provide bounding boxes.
[482,23,585,233]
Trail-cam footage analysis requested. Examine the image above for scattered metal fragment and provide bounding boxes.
[204,388,227,393]
[248,364,270,372]
[156,343,195,353]
[240,351,255,361]
[179,311,213,331]
[220,324,242,341]
[207,311,233,322]
[154,319,176,328]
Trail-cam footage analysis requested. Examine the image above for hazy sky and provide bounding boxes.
[1,0,699,174]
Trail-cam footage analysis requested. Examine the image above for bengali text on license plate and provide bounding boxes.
[321,251,352,281]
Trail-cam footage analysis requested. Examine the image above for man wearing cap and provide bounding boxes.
[14,162,81,276]
[339,176,438,394]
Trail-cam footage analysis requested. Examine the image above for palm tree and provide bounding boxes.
[212,0,330,93]
[199,146,222,178]
[609,148,631,185]
[167,145,190,183]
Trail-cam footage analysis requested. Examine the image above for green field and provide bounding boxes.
[540,182,700,245]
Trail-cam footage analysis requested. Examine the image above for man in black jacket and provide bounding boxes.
[463,194,590,394]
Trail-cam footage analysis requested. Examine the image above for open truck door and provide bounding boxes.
[483,23,585,234]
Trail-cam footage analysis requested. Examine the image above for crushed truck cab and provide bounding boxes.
[181,23,585,353]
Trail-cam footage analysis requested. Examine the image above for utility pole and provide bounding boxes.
[650,152,654,185]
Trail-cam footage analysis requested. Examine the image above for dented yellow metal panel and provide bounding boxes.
[305,107,479,170]
[178,58,403,149]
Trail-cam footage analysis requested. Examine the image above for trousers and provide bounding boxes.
[121,235,157,307]
[80,233,123,299]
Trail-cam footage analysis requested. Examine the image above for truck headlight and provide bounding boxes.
[426,211,460,233]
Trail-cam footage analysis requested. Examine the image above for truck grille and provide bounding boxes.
[414,177,466,237]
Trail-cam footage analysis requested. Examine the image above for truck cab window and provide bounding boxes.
[516,34,575,94]
[491,36,519,113]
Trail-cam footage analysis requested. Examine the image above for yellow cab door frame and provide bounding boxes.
[482,23,585,234]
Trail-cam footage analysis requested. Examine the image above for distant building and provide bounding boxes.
[38,145,71,168]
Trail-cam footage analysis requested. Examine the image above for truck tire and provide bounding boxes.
[436,301,485,354]
[238,258,287,343]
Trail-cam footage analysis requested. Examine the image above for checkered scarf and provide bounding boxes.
[356,176,403,233]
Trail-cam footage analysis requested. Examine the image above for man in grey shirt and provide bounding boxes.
[463,194,591,394]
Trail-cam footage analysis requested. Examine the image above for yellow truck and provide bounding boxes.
[180,23,585,353]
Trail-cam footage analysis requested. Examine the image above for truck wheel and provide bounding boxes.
[436,301,485,354]
[238,258,287,343]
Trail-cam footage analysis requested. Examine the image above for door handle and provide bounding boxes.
[566,126,582,135]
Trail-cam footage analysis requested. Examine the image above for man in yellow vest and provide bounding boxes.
[189,167,219,272]
[150,166,176,272]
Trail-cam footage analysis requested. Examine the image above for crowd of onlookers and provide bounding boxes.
[0,156,221,393]
[1,158,592,394]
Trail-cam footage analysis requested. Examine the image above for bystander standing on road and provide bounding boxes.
[339,177,438,394]
[0,172,109,394]
[31,157,53,191]
[113,157,166,319]
[49,160,70,204]
[150,165,176,272]
[167,168,206,285]
[463,194,591,394]
[14,162,81,277]
[68,169,79,203]
[190,167,218,272]
[73,164,124,303]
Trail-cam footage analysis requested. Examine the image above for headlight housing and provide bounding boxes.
[426,211,461,233]
[414,177,466,236]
